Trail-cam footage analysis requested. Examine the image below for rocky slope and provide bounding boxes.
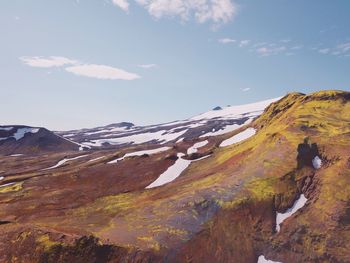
[0,90,349,263]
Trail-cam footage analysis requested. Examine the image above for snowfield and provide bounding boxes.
[191,98,279,121]
[276,194,308,232]
[108,146,171,164]
[220,128,256,147]
[83,129,187,147]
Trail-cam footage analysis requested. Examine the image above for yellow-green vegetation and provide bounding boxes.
[219,196,249,209]
[36,234,61,251]
[0,182,23,193]
[73,192,139,218]
[246,177,277,200]
[185,172,225,189]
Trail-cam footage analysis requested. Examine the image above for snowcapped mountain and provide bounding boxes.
[57,97,279,148]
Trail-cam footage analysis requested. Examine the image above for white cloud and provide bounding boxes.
[318,48,330,54]
[65,64,140,80]
[218,38,236,44]
[20,56,78,68]
[114,0,237,25]
[112,0,130,12]
[20,56,141,80]
[137,63,157,69]
[239,40,250,47]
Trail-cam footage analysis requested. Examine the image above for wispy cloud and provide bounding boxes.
[239,40,250,47]
[217,37,306,57]
[20,56,140,80]
[317,42,350,57]
[112,0,237,25]
[337,42,350,53]
[290,45,303,50]
[137,63,157,69]
[280,39,291,43]
[66,64,140,80]
[318,48,330,54]
[218,36,350,59]
[241,87,250,92]
[256,46,286,57]
[20,56,78,68]
[218,38,236,44]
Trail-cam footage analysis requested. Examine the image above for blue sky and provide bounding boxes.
[1,0,349,130]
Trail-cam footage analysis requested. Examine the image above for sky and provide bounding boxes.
[1,0,350,130]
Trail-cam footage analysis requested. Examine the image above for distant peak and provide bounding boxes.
[212,106,222,111]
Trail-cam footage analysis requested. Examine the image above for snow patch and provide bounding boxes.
[199,118,254,138]
[312,156,322,169]
[9,154,24,157]
[42,155,88,170]
[199,123,242,138]
[276,194,308,232]
[87,156,105,163]
[0,176,4,181]
[0,127,40,141]
[108,147,171,164]
[0,182,15,188]
[146,147,211,189]
[192,154,211,161]
[13,128,40,140]
[220,128,256,147]
[146,153,191,189]
[257,255,282,263]
[187,140,208,155]
[176,137,184,143]
[56,134,90,151]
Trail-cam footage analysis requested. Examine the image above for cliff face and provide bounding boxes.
[0,90,349,263]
